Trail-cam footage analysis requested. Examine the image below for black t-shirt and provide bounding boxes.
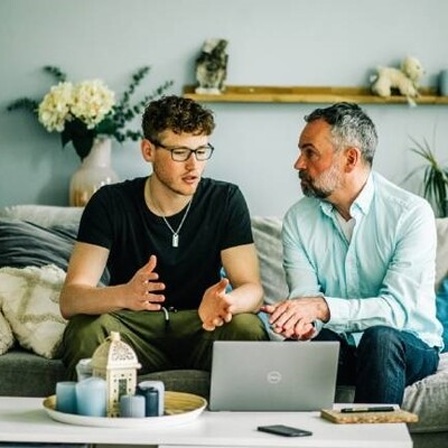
[77,177,253,309]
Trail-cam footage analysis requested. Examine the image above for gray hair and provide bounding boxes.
[304,102,378,166]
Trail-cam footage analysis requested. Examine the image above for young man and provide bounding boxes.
[262,102,442,405]
[60,95,267,379]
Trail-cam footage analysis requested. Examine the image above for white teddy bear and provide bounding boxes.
[370,56,425,105]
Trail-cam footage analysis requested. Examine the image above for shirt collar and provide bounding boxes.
[319,171,374,218]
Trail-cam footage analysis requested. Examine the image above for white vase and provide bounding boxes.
[69,137,119,207]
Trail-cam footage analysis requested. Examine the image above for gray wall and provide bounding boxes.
[1,0,448,216]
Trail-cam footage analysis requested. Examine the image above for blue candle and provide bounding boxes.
[56,381,77,414]
[140,387,159,417]
[120,395,145,418]
[76,376,107,417]
[137,380,165,416]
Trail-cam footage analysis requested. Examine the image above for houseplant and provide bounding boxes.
[404,136,448,218]
[7,65,174,160]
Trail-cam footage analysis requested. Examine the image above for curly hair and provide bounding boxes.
[142,95,215,142]
[305,102,378,166]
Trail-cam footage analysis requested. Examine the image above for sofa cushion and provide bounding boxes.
[0,265,67,359]
[0,311,14,355]
[0,218,77,272]
[0,217,109,285]
[139,370,210,399]
[0,349,67,397]
[404,352,448,433]
[0,205,83,228]
[251,216,288,305]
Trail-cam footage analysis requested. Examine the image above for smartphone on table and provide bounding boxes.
[257,424,313,437]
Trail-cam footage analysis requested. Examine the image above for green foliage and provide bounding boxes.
[97,67,174,143]
[404,137,448,217]
[6,66,67,114]
[43,65,67,82]
[6,65,174,160]
[6,98,39,114]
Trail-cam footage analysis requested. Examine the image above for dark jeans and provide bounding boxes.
[314,325,439,405]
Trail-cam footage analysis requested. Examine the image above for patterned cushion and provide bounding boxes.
[0,310,14,355]
[0,264,67,358]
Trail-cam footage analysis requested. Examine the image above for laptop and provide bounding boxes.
[209,340,340,411]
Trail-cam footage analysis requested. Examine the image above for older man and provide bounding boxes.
[263,102,442,404]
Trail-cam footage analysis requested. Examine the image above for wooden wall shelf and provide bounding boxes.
[183,85,448,105]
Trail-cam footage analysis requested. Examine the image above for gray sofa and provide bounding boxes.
[0,205,447,448]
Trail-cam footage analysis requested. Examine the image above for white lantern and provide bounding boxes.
[90,331,141,417]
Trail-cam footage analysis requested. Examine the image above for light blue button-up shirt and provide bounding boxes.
[282,171,443,349]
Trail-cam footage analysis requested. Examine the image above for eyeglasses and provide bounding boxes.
[150,140,214,162]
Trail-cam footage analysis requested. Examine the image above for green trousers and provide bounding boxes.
[61,309,268,380]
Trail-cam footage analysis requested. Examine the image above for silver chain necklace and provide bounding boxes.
[159,200,192,248]
[147,179,193,248]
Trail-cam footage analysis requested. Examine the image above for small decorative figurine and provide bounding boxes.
[90,331,141,417]
[195,38,228,95]
[370,56,425,106]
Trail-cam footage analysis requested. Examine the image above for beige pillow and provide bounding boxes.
[0,264,67,358]
[0,310,14,355]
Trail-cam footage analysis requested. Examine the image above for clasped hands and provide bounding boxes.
[261,296,330,340]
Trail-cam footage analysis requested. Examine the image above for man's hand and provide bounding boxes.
[198,278,234,331]
[125,255,166,311]
[261,296,329,340]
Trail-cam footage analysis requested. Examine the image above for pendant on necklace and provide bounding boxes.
[172,234,179,247]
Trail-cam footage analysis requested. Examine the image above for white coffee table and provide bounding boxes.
[0,397,412,448]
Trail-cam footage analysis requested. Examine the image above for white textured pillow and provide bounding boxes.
[0,264,67,358]
[0,310,14,355]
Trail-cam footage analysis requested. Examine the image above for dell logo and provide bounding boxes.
[267,371,282,384]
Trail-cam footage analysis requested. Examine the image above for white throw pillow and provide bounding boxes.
[0,264,67,358]
[0,310,14,355]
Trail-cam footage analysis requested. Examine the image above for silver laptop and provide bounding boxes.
[209,340,339,411]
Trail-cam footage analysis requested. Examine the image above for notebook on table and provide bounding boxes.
[209,340,340,411]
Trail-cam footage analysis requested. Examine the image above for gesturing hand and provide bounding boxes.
[126,255,165,311]
[198,278,233,331]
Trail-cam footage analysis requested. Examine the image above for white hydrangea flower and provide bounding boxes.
[71,79,115,129]
[38,82,74,132]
